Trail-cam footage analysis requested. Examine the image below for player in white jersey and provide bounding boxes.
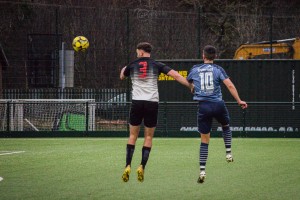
[120,42,193,182]
[187,45,247,183]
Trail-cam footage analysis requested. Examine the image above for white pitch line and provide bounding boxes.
[0,151,25,156]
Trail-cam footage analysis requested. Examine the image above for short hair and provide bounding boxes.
[137,42,153,53]
[203,45,217,60]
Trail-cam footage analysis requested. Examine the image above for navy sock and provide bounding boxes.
[199,142,209,172]
[222,126,232,154]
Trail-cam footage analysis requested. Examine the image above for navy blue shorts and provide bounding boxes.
[129,100,159,128]
[197,101,230,134]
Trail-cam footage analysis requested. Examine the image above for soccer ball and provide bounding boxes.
[72,36,89,52]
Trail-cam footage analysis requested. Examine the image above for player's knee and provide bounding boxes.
[222,125,230,132]
[144,135,153,147]
[145,134,153,141]
[129,134,138,141]
[200,133,210,143]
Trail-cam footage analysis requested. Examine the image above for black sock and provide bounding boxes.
[126,144,135,167]
[141,146,151,169]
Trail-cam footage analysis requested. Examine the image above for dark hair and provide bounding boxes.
[137,42,153,53]
[203,45,217,60]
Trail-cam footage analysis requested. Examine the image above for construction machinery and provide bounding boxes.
[234,37,300,59]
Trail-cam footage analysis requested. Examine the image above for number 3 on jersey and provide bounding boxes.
[199,72,214,91]
[139,61,147,78]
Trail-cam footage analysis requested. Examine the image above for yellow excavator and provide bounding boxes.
[234,37,300,59]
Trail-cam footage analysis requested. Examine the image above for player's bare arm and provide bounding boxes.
[120,66,127,80]
[223,78,248,109]
[167,69,193,89]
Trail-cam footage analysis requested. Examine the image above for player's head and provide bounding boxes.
[203,45,217,61]
[136,42,152,57]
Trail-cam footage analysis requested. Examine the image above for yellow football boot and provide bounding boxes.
[136,165,144,182]
[122,165,131,182]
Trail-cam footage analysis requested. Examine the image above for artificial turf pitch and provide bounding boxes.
[0,138,299,200]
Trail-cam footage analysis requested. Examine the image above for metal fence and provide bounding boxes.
[2,60,300,102]
[1,1,300,137]
[1,101,299,137]
[156,102,300,135]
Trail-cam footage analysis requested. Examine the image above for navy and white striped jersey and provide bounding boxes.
[124,57,172,102]
[187,63,229,102]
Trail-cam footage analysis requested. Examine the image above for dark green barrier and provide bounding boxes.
[158,59,300,102]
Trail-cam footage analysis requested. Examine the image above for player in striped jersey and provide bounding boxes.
[120,42,193,182]
[187,45,247,183]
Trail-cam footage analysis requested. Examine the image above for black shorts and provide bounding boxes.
[129,100,159,128]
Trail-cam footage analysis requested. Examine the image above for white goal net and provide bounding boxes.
[0,99,95,131]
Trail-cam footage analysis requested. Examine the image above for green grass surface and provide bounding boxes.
[0,138,299,200]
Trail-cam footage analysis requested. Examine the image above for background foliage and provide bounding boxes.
[0,0,299,88]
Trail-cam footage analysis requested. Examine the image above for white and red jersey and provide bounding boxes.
[124,57,172,102]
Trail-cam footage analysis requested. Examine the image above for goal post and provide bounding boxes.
[0,100,8,131]
[0,99,95,131]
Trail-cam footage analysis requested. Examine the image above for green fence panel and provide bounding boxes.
[158,59,300,102]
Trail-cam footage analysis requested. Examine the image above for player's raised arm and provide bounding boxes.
[120,66,127,80]
[223,78,248,109]
[167,69,193,89]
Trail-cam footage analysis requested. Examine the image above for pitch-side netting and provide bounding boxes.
[0,99,95,131]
